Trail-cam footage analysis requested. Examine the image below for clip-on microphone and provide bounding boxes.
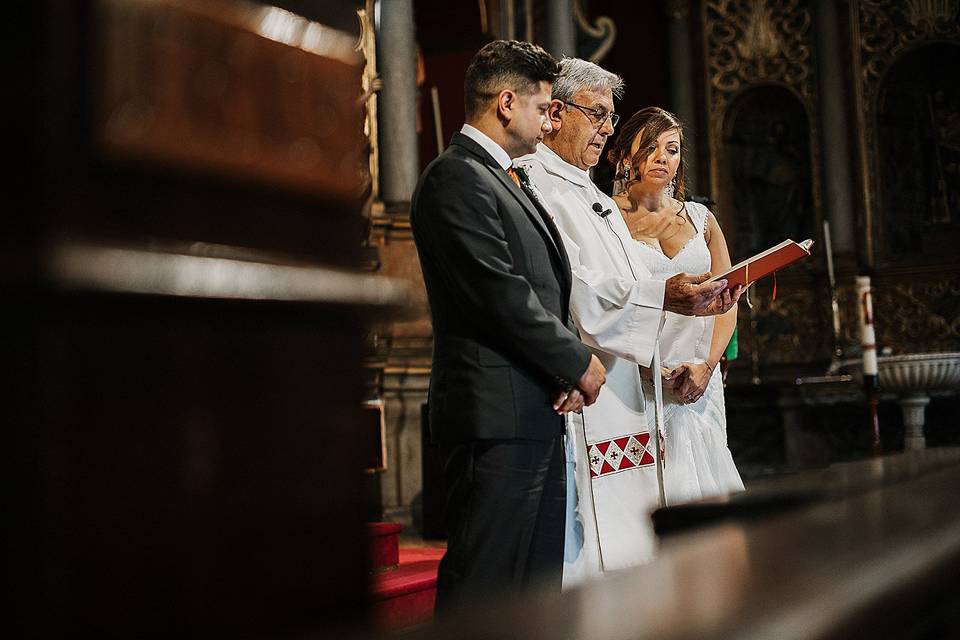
[594,200,637,279]
[592,202,612,218]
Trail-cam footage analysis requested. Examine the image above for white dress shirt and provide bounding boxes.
[460,123,512,170]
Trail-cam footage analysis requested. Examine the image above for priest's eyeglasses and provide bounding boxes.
[563,101,620,128]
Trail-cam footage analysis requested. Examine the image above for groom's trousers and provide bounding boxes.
[434,435,566,614]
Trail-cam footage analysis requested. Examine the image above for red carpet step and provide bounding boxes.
[369,523,446,631]
[368,521,402,571]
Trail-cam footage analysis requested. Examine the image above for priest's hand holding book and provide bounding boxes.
[706,238,814,290]
[664,271,744,316]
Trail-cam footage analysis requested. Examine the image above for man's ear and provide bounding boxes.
[548,99,565,130]
[496,90,515,123]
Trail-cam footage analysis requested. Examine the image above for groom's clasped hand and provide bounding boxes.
[553,353,607,415]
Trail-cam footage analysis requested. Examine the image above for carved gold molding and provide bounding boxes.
[736,281,831,367]
[735,272,960,374]
[705,0,813,96]
[857,277,960,353]
[358,1,380,204]
[701,0,822,238]
[858,0,960,88]
[850,0,960,266]
[574,0,617,62]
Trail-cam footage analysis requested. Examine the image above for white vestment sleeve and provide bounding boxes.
[560,226,664,367]
[521,152,665,367]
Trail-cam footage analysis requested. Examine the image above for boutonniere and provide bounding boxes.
[514,165,556,221]
[513,165,531,187]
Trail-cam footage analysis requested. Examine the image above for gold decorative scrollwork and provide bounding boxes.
[851,0,960,264]
[736,282,832,366]
[701,0,821,271]
[357,4,380,208]
[735,273,960,373]
[869,277,960,353]
[573,0,617,63]
[858,0,960,93]
[705,0,813,99]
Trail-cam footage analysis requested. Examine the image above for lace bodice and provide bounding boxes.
[632,201,715,368]
[633,201,712,279]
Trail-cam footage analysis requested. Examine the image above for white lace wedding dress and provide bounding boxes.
[634,201,744,504]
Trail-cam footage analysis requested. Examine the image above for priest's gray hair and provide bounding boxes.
[552,57,625,103]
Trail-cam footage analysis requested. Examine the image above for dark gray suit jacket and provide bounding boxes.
[411,132,592,443]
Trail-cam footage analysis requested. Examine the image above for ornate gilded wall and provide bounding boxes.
[848,0,960,356]
[701,0,825,380]
[851,0,960,266]
[698,0,960,383]
[703,0,822,233]
[735,272,960,379]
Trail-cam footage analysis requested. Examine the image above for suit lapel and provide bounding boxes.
[488,163,562,255]
[450,134,574,322]
[486,164,574,309]
[518,180,573,297]
[451,133,562,257]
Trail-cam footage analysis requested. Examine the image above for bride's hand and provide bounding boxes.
[670,362,714,404]
[640,366,679,387]
[627,208,684,240]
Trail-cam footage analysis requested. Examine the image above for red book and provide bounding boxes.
[708,238,814,289]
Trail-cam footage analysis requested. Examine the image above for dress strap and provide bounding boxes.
[685,201,709,236]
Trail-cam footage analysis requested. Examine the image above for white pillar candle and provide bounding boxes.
[855,276,878,376]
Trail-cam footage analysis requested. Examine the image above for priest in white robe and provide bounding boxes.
[516,58,738,587]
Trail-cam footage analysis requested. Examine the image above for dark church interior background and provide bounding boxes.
[375,0,960,511]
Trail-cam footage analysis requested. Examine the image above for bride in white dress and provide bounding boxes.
[610,107,744,503]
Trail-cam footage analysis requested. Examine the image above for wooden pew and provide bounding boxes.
[393,449,960,639]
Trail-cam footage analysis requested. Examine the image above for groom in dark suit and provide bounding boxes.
[411,40,606,610]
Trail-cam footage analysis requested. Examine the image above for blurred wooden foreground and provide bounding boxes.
[12,1,398,637]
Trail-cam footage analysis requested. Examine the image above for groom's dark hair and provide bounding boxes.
[464,40,558,121]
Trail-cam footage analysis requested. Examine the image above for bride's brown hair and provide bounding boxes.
[607,106,687,201]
